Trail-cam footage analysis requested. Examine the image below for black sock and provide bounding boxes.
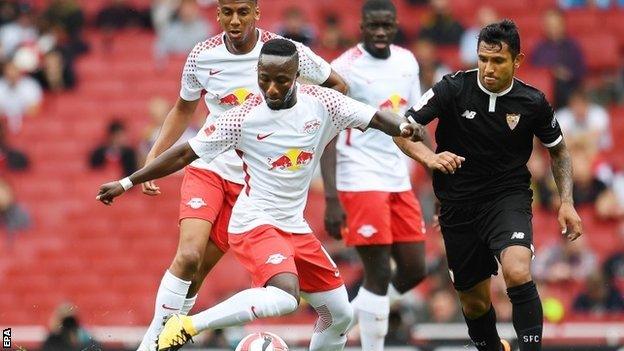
[507,281,543,351]
[463,305,502,351]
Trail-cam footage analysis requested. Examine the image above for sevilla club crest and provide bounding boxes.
[506,113,521,130]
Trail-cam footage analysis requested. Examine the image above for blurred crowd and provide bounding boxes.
[1,0,623,346]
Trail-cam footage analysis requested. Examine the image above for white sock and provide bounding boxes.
[302,285,353,351]
[180,295,197,315]
[138,270,191,351]
[191,286,298,332]
[387,283,403,306]
[354,287,389,351]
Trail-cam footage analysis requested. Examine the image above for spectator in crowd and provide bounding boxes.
[316,14,352,61]
[139,97,197,163]
[0,1,19,26]
[531,9,586,108]
[570,142,608,205]
[0,121,28,171]
[151,0,179,33]
[559,0,612,8]
[527,147,557,210]
[573,270,624,313]
[424,288,463,323]
[277,7,316,47]
[556,89,612,151]
[603,229,624,281]
[412,38,451,91]
[459,6,498,68]
[41,0,85,46]
[0,4,37,61]
[533,235,597,284]
[154,0,211,63]
[95,0,146,31]
[42,304,100,351]
[0,177,30,247]
[418,0,464,45]
[0,61,42,133]
[32,49,75,91]
[89,119,137,177]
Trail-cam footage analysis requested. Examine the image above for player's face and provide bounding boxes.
[258,55,299,110]
[361,10,397,58]
[217,0,259,45]
[477,41,524,93]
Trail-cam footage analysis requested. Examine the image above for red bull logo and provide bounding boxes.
[219,88,253,106]
[379,93,408,113]
[268,148,314,171]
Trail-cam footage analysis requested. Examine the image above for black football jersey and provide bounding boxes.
[406,69,563,203]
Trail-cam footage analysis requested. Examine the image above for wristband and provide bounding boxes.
[119,177,134,191]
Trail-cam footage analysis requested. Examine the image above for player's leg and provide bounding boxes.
[138,168,225,351]
[486,192,541,351]
[338,191,392,351]
[388,191,427,302]
[158,226,303,351]
[440,202,503,351]
[295,233,352,351]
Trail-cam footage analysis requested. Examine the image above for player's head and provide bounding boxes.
[477,19,524,93]
[360,0,397,58]
[258,39,300,110]
[217,0,260,47]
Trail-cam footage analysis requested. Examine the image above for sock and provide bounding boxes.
[353,287,389,351]
[139,270,191,351]
[302,285,353,351]
[508,281,543,351]
[191,286,298,332]
[463,305,502,351]
[180,295,197,315]
[387,283,403,306]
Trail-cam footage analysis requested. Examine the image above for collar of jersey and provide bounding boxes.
[476,69,514,97]
[357,43,391,60]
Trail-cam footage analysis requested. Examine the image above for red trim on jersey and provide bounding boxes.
[260,29,279,43]
[236,149,251,195]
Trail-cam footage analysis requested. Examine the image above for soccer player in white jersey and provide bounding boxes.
[136,0,347,349]
[322,1,427,350]
[96,39,425,351]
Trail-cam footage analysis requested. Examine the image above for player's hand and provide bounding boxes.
[400,122,425,142]
[141,180,161,196]
[424,152,466,174]
[558,202,583,241]
[325,197,346,240]
[96,181,126,205]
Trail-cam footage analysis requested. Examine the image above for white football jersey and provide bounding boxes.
[188,85,376,234]
[181,29,332,183]
[332,44,421,192]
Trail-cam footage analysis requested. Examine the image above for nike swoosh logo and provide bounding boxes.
[161,304,178,311]
[209,69,223,75]
[257,132,275,140]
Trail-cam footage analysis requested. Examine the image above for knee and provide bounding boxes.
[502,265,532,288]
[396,261,426,289]
[172,248,203,274]
[331,300,354,332]
[459,294,491,319]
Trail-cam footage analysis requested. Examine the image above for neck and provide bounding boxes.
[225,28,259,55]
[363,42,390,59]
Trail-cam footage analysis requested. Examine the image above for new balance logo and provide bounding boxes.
[266,253,287,265]
[511,231,525,239]
[462,110,476,119]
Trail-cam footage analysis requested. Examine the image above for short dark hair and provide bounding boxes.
[362,0,396,17]
[260,38,298,60]
[108,119,125,135]
[477,19,521,58]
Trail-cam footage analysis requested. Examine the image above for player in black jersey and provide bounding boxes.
[396,20,583,351]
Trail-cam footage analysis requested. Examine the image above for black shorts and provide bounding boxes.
[439,190,534,291]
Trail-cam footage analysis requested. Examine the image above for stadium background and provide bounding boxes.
[0,0,623,350]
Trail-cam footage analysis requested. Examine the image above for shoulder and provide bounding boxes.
[333,45,364,66]
[391,44,419,71]
[188,33,226,59]
[434,69,472,93]
[221,94,264,121]
[512,77,550,108]
[259,28,281,43]
[299,84,342,106]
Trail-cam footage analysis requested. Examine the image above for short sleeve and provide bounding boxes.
[533,94,563,148]
[317,87,376,131]
[408,58,422,107]
[296,43,332,85]
[179,43,205,101]
[405,78,448,125]
[188,111,242,163]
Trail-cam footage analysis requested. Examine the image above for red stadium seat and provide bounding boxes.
[576,33,619,71]
[515,67,554,104]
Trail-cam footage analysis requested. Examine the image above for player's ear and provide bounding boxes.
[514,52,525,69]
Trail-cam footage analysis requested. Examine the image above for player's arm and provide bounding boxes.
[97,143,199,205]
[320,136,345,239]
[320,69,348,94]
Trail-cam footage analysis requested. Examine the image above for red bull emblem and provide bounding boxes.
[379,93,408,113]
[303,119,321,134]
[219,88,253,106]
[268,148,314,171]
[204,124,216,136]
